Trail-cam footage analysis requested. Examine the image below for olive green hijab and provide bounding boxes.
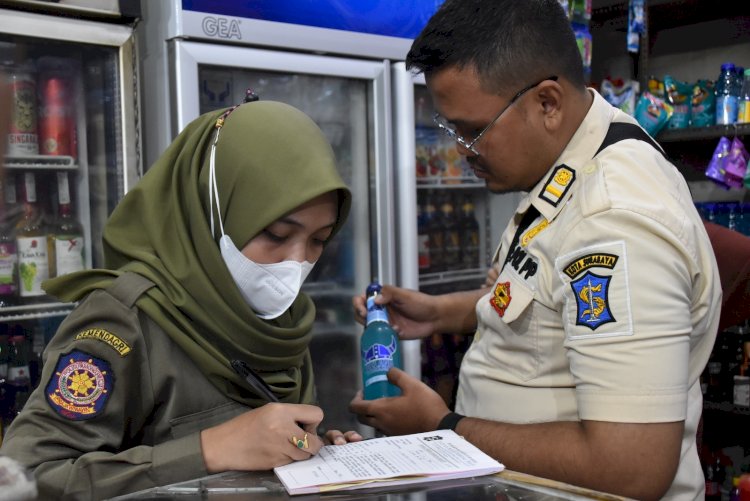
[44,101,352,407]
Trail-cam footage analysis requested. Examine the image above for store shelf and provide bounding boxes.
[3,154,77,170]
[0,301,75,321]
[417,178,485,189]
[419,268,486,288]
[656,123,750,143]
[703,399,750,417]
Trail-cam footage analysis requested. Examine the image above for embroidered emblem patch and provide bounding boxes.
[539,165,575,207]
[75,328,131,356]
[490,281,512,317]
[570,271,615,330]
[45,350,113,420]
[563,253,619,279]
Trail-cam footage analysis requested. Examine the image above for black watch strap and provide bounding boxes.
[437,412,465,431]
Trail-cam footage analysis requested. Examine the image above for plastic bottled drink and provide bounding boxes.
[738,69,750,124]
[716,63,739,125]
[360,282,403,400]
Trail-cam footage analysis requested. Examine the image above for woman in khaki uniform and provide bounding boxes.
[0,98,357,499]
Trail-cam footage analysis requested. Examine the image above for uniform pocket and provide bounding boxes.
[479,271,539,381]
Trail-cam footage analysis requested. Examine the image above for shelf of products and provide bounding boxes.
[591,0,750,486]
[657,123,750,143]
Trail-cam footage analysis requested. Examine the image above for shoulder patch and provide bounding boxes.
[563,253,618,278]
[539,165,575,207]
[45,350,113,420]
[75,328,132,356]
[556,241,632,339]
[570,271,615,330]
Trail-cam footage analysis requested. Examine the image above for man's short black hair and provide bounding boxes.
[406,0,586,94]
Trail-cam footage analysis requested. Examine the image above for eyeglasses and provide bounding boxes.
[433,76,558,155]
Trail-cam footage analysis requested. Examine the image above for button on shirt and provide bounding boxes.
[456,90,720,500]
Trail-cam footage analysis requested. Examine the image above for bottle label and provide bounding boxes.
[57,172,71,204]
[17,236,49,296]
[0,242,18,295]
[365,296,389,325]
[418,234,430,270]
[362,335,399,387]
[739,100,750,124]
[734,379,750,407]
[55,236,85,276]
[8,363,30,385]
[716,95,739,125]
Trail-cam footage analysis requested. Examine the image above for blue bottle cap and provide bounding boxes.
[366,282,382,296]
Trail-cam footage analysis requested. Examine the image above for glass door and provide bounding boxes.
[0,10,138,438]
[169,42,395,433]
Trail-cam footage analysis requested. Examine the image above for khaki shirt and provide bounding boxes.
[0,273,249,500]
[456,90,720,500]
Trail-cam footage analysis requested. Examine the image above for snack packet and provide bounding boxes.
[663,75,692,129]
[690,80,716,128]
[705,136,731,189]
[634,91,673,136]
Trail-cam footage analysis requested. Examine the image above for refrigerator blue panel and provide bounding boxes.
[181,0,443,39]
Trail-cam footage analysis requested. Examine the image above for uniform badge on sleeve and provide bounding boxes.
[45,350,113,420]
[570,271,615,330]
[490,281,512,317]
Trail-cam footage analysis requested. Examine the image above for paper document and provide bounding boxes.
[273,429,504,495]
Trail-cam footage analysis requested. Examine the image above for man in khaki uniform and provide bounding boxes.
[349,1,720,500]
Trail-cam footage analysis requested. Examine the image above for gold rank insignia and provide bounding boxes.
[539,165,575,207]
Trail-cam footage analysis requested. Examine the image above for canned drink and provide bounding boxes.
[7,67,39,156]
[38,71,74,157]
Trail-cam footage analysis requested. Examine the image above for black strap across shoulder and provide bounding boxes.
[501,122,665,273]
[595,121,665,158]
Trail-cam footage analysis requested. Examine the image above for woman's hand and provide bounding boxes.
[200,403,324,472]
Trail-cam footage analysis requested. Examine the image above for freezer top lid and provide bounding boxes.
[0,0,140,21]
[172,0,443,60]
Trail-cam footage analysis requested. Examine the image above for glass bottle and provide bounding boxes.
[441,194,460,268]
[0,177,19,307]
[360,281,403,400]
[15,172,49,301]
[459,195,480,270]
[426,190,444,273]
[47,172,84,278]
[738,69,750,124]
[416,194,430,274]
[716,62,739,125]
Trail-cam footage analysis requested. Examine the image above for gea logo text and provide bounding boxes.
[202,17,241,40]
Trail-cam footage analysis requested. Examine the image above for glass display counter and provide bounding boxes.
[108,469,631,501]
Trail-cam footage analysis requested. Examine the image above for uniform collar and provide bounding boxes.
[523,89,615,222]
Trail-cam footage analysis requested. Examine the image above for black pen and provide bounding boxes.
[231,359,280,403]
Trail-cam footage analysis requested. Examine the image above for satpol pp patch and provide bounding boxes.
[490,281,512,318]
[45,350,113,420]
[556,241,633,339]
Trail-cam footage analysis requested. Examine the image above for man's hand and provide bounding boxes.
[349,368,450,435]
[352,285,441,340]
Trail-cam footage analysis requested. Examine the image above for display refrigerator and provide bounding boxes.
[0,0,142,437]
[138,0,446,433]
[391,63,519,407]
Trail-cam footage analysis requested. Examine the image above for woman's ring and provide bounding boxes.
[291,433,308,449]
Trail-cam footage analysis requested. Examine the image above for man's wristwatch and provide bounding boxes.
[437,412,465,431]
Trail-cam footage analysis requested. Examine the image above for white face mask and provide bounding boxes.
[208,127,315,319]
